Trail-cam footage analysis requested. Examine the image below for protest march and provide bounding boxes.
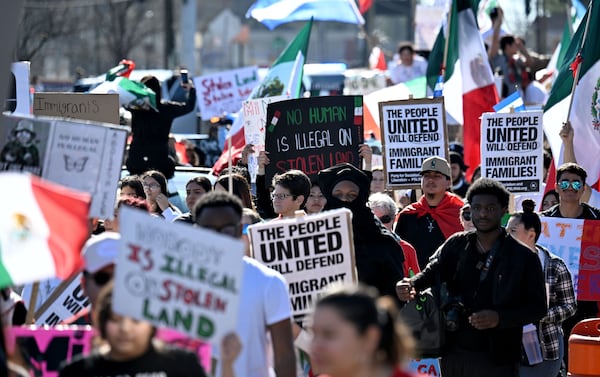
[1,1,600,377]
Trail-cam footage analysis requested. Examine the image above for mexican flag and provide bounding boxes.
[427,0,498,179]
[543,1,600,188]
[0,173,90,287]
[212,19,313,174]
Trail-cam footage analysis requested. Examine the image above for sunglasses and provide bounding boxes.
[559,180,583,192]
[87,271,112,286]
[462,212,472,221]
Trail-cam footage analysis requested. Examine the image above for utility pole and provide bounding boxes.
[180,0,196,74]
[164,0,175,68]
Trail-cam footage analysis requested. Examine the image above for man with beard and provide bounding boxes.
[395,156,464,269]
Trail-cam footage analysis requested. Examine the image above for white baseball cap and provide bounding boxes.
[82,232,120,273]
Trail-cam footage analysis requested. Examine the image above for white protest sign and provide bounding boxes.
[10,61,31,115]
[379,97,447,188]
[42,119,127,219]
[480,111,543,193]
[114,207,245,342]
[242,95,288,182]
[538,217,600,301]
[343,69,387,95]
[194,66,259,120]
[32,274,90,326]
[248,209,356,318]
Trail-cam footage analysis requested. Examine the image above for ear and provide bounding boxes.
[294,195,305,207]
[363,325,381,355]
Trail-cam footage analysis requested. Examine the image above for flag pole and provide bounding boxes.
[434,0,453,97]
[227,134,233,195]
[566,0,593,121]
[441,1,453,79]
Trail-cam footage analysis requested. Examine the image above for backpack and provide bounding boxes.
[399,287,445,358]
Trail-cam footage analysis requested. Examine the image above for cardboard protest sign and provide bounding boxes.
[243,95,288,182]
[5,326,212,377]
[538,217,600,301]
[379,97,447,188]
[114,207,245,343]
[248,209,356,318]
[480,111,543,193]
[33,93,120,125]
[264,96,364,184]
[0,114,128,219]
[194,66,259,120]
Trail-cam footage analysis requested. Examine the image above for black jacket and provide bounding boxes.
[412,230,547,364]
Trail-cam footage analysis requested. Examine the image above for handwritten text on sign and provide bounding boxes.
[537,217,600,301]
[249,209,356,318]
[379,97,447,188]
[194,66,259,120]
[114,207,245,342]
[480,111,543,193]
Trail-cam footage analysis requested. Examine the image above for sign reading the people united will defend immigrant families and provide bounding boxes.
[114,207,245,343]
[248,209,356,319]
[264,96,364,184]
[379,97,447,188]
[480,111,543,193]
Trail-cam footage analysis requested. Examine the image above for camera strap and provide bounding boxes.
[479,233,503,282]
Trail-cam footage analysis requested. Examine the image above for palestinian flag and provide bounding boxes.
[212,19,313,175]
[91,76,157,111]
[0,173,90,287]
[544,1,600,188]
[427,0,498,179]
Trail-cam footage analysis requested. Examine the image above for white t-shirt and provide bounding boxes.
[389,56,428,84]
[215,256,292,377]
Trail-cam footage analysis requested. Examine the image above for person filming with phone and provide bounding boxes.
[125,68,196,180]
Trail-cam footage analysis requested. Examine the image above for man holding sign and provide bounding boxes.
[193,192,296,377]
[541,162,600,369]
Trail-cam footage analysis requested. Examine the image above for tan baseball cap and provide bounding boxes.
[420,156,451,179]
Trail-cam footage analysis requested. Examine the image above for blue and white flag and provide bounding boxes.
[493,91,526,113]
[246,0,364,30]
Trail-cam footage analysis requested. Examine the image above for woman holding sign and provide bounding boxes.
[310,284,418,377]
[318,163,405,300]
[59,283,241,377]
[507,200,576,377]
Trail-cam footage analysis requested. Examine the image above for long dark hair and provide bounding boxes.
[315,284,414,366]
[511,199,542,241]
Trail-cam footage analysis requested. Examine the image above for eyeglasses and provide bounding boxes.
[378,215,392,224]
[271,193,293,200]
[143,183,160,189]
[559,180,583,192]
[462,211,471,221]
